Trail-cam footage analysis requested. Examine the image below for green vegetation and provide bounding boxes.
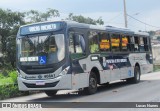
[153,65,160,72]
[0,78,13,85]
[0,71,17,86]
[0,71,29,100]
[66,13,104,25]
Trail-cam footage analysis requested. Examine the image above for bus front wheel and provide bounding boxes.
[84,72,97,95]
[44,90,58,97]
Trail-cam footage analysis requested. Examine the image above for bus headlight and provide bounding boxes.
[17,70,24,78]
[59,71,66,76]
[59,66,70,76]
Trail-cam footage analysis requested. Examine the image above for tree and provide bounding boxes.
[0,8,25,68]
[0,8,25,52]
[6,35,16,68]
[26,9,60,23]
[26,10,41,22]
[66,13,104,25]
[96,17,104,25]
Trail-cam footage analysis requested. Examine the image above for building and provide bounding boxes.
[152,44,160,65]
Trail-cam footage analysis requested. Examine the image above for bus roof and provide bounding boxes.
[105,26,134,34]
[65,21,134,34]
[20,20,149,36]
[134,31,149,36]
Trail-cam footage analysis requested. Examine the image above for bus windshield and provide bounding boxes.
[17,34,65,65]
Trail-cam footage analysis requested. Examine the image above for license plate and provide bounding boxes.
[36,81,45,85]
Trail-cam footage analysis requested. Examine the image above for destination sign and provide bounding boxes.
[20,22,62,35]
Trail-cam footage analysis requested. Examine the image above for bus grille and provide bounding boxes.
[23,81,59,88]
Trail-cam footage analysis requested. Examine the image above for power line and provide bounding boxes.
[106,13,123,23]
[105,22,124,25]
[128,23,145,30]
[127,14,160,29]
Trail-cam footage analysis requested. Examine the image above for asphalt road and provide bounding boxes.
[1,71,160,111]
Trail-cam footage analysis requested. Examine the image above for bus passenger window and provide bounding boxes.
[99,32,110,52]
[129,36,135,51]
[134,37,139,52]
[69,32,86,59]
[144,37,149,52]
[121,35,129,51]
[139,37,145,52]
[111,34,120,52]
[89,31,99,53]
[124,36,134,52]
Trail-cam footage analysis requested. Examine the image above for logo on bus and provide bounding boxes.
[38,75,42,79]
[39,56,46,64]
[44,74,55,79]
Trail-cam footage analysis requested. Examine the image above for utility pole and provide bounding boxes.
[123,0,128,28]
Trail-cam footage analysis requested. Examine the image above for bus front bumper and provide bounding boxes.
[17,74,72,91]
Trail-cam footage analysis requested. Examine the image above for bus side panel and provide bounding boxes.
[72,73,89,90]
[99,54,133,81]
[120,67,134,79]
[128,53,153,75]
[71,52,153,90]
[100,70,111,84]
[141,64,153,74]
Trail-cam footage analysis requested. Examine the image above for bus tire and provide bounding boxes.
[127,66,140,84]
[84,72,97,95]
[44,90,58,97]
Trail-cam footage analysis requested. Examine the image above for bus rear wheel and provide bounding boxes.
[45,90,58,97]
[84,72,97,95]
[127,66,140,84]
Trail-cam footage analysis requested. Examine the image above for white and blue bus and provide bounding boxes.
[16,21,153,96]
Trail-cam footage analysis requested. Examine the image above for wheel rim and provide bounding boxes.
[90,77,96,89]
[136,71,140,80]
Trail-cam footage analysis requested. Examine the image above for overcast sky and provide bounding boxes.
[0,0,160,31]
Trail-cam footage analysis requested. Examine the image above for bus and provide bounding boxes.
[16,21,153,96]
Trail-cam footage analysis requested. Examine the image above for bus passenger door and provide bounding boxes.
[68,29,89,89]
